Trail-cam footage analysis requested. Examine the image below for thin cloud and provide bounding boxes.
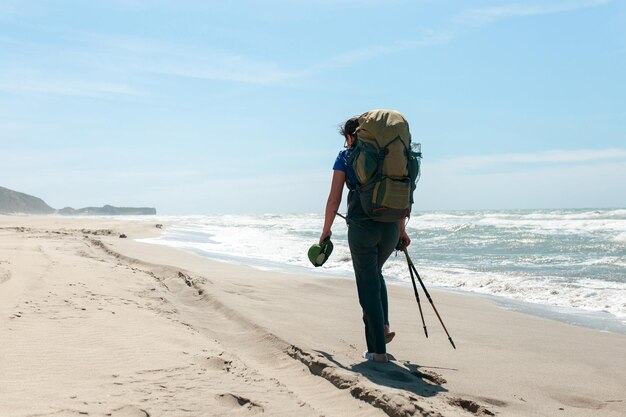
[479,148,626,164]
[306,0,611,76]
[0,122,27,133]
[595,111,626,120]
[61,33,299,85]
[1,31,297,88]
[52,29,453,86]
[302,30,453,75]
[0,1,24,17]
[0,77,144,98]
[436,148,626,173]
[149,28,453,83]
[146,56,295,85]
[277,0,395,4]
[462,0,611,26]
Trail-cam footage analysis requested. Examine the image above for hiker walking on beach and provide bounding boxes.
[319,110,419,363]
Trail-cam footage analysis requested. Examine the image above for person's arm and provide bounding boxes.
[399,217,411,248]
[320,170,346,244]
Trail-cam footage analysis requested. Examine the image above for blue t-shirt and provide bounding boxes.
[333,149,367,219]
[333,149,358,188]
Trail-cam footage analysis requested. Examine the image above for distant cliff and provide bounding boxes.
[58,205,156,216]
[0,186,55,214]
[0,186,156,216]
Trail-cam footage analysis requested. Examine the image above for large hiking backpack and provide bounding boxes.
[349,109,421,222]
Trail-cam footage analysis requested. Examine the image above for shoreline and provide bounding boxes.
[2,216,625,416]
[139,237,626,335]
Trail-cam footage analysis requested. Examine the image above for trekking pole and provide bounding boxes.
[402,247,428,338]
[402,247,456,349]
[335,211,348,221]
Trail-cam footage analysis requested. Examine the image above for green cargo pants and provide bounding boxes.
[348,219,400,354]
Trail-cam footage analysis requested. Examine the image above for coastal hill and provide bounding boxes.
[0,186,55,214]
[58,205,156,216]
[0,186,156,215]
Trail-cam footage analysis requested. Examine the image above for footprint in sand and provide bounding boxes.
[0,266,10,284]
[553,394,606,410]
[411,369,447,385]
[215,393,264,413]
[448,397,495,416]
[204,356,233,372]
[110,405,150,417]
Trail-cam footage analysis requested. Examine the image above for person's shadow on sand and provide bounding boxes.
[315,350,450,398]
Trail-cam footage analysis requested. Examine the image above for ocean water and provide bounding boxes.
[138,209,626,329]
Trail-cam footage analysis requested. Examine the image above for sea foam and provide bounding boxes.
[139,209,626,323]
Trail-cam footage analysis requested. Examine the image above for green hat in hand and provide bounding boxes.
[308,238,334,267]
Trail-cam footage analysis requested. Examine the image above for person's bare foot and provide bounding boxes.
[384,325,396,344]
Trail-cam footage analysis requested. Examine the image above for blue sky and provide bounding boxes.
[1,0,625,214]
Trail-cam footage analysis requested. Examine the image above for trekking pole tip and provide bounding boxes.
[449,337,456,349]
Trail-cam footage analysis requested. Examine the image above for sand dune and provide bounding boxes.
[1,216,625,416]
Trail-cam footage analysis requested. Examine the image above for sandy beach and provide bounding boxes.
[1,216,625,417]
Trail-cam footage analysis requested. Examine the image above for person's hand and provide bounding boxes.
[399,230,411,249]
[319,230,332,244]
